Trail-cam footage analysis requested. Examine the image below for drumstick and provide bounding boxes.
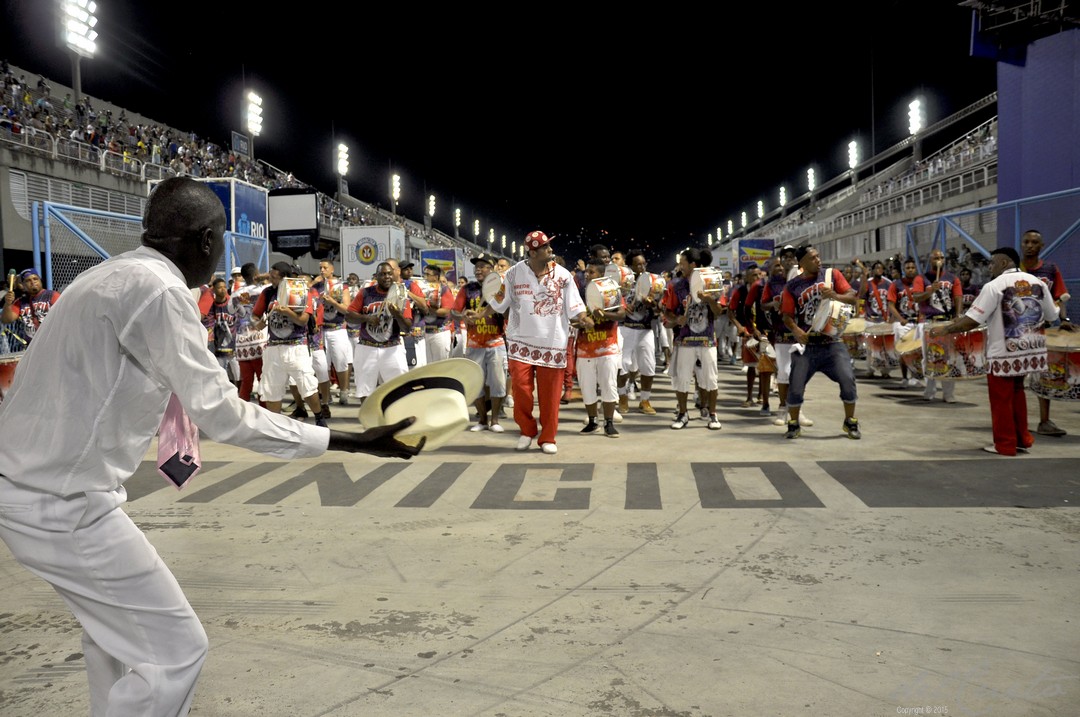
[7,269,14,294]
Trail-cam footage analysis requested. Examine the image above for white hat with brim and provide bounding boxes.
[358,358,484,450]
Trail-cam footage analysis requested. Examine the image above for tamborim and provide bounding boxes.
[481,272,504,304]
[586,277,622,312]
[688,267,725,304]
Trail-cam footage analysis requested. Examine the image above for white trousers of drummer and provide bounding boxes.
[425,330,453,364]
[0,479,207,716]
[578,353,620,405]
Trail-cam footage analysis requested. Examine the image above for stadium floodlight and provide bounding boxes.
[908,98,924,136]
[428,194,436,218]
[246,92,263,137]
[454,207,461,228]
[63,0,98,57]
[717,226,723,243]
[62,0,98,105]
[757,200,765,219]
[707,233,714,247]
[807,167,816,192]
[473,219,480,239]
[727,220,734,236]
[779,186,787,207]
[336,143,349,176]
[511,240,516,254]
[848,140,859,170]
[740,212,747,228]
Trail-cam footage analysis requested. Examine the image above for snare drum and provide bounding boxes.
[810,298,853,338]
[0,352,24,405]
[635,272,666,302]
[277,277,310,310]
[924,326,988,380]
[586,277,622,312]
[895,326,925,379]
[861,321,900,372]
[688,267,724,303]
[841,318,867,359]
[1028,328,1080,401]
[605,264,635,294]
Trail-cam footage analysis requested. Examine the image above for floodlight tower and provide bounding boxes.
[454,207,461,239]
[391,173,401,216]
[246,92,262,159]
[848,140,859,186]
[336,143,349,195]
[61,0,98,106]
[908,98,926,162]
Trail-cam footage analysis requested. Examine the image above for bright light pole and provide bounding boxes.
[908,98,926,161]
[740,212,747,229]
[246,92,262,159]
[391,173,401,215]
[473,219,480,244]
[61,0,97,106]
[727,220,734,237]
[848,140,859,186]
[454,207,461,239]
[336,143,349,195]
[757,200,765,221]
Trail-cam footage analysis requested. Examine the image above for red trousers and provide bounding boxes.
[987,373,1034,456]
[563,334,577,391]
[238,358,263,402]
[509,359,565,445]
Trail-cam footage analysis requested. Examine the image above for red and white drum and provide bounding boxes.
[586,277,622,313]
[0,352,24,406]
[810,298,853,338]
[604,263,635,294]
[861,321,900,373]
[635,272,666,302]
[924,326,988,380]
[895,325,924,379]
[688,267,725,303]
[1028,328,1080,401]
[842,318,867,359]
[277,277,310,310]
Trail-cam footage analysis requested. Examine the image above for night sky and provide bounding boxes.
[3,1,998,266]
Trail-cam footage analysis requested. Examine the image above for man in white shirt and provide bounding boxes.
[489,231,594,455]
[0,177,420,717]
[928,247,1061,456]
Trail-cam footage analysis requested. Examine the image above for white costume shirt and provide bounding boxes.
[965,267,1059,377]
[489,259,585,369]
[0,246,328,497]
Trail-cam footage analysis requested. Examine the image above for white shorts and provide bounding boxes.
[323,326,352,372]
[465,345,507,397]
[620,326,656,376]
[672,344,718,393]
[262,344,319,402]
[311,348,330,383]
[353,342,408,398]
[577,354,620,404]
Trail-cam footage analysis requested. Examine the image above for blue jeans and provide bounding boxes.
[786,341,858,408]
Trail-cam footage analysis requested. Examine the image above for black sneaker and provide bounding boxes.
[315,416,328,428]
[291,406,309,419]
[843,417,861,440]
[785,420,801,439]
[604,420,620,438]
[580,420,600,434]
[320,404,332,419]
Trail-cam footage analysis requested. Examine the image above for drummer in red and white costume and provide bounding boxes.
[488,231,593,455]
[912,248,962,402]
[617,251,659,416]
[1019,229,1073,437]
[887,258,922,387]
[578,260,626,438]
[662,247,726,430]
[345,261,413,410]
[251,262,325,424]
[421,264,456,364]
[2,268,60,345]
[313,260,353,407]
[928,247,1060,455]
[780,246,861,440]
[857,258,894,378]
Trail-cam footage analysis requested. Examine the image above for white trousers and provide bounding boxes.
[262,344,319,402]
[672,345,719,393]
[322,327,353,372]
[620,327,656,376]
[425,331,453,364]
[0,478,207,716]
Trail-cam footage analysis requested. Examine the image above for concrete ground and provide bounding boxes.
[2,361,1078,716]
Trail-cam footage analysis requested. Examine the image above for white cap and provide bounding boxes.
[231,266,242,275]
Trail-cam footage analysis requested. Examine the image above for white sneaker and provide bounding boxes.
[516,435,533,451]
[612,410,623,423]
[799,412,814,427]
[670,413,690,430]
[468,422,488,432]
[489,423,505,433]
[540,442,558,455]
[772,416,787,426]
[504,395,515,407]
[707,415,722,430]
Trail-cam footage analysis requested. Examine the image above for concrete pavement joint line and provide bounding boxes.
[769,654,895,706]
[467,509,790,717]
[708,606,1080,667]
[786,460,869,510]
[308,499,715,716]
